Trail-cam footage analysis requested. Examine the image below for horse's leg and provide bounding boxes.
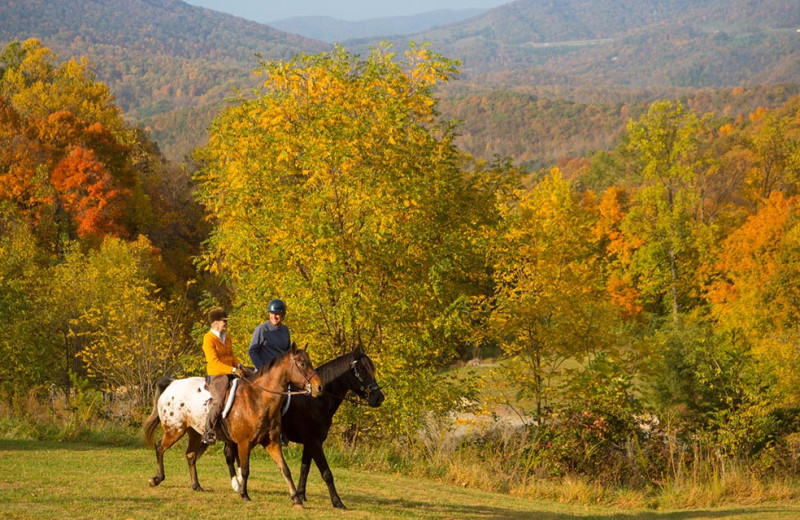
[225,442,243,493]
[236,442,253,501]
[149,428,184,487]
[308,441,346,509]
[265,440,303,508]
[185,429,208,491]
[296,445,312,503]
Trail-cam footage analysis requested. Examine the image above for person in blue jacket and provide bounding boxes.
[248,298,292,370]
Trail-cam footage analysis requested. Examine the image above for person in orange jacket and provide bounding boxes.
[201,307,245,444]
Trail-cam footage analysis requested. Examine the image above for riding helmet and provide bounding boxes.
[268,299,286,315]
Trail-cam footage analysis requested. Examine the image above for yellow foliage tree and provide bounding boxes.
[52,237,190,414]
[196,44,512,437]
[488,169,621,415]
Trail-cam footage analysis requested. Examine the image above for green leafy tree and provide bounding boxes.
[73,238,191,414]
[743,110,800,205]
[0,204,48,394]
[37,237,191,411]
[622,100,713,325]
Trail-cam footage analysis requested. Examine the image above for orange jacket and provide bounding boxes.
[202,330,240,376]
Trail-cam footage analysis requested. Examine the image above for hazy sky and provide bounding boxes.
[183,0,512,23]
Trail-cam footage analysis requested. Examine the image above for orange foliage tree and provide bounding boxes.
[50,146,128,239]
[0,39,137,246]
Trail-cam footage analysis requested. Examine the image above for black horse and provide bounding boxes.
[282,346,384,509]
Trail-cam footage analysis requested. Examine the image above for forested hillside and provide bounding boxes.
[359,0,800,86]
[0,0,328,158]
[2,0,799,162]
[440,83,800,170]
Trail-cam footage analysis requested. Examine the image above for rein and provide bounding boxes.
[242,354,317,396]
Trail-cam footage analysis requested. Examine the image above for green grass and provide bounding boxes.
[2,439,800,520]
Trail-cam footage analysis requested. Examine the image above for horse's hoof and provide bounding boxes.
[192,485,205,492]
[241,495,251,501]
[148,477,160,487]
[334,502,347,510]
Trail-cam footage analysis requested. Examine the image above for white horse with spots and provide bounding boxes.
[144,376,216,491]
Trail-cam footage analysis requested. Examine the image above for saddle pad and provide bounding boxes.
[221,378,239,419]
[282,385,291,416]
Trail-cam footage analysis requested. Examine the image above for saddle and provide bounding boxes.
[203,376,240,420]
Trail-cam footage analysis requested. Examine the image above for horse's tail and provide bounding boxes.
[143,376,174,447]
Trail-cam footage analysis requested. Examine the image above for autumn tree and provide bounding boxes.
[0,39,143,249]
[196,44,509,437]
[621,100,713,325]
[70,237,191,414]
[742,109,800,205]
[0,40,202,406]
[708,192,800,407]
[0,204,48,394]
[488,170,622,416]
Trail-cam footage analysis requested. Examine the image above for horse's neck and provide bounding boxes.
[325,374,351,399]
[319,364,353,408]
[253,360,291,395]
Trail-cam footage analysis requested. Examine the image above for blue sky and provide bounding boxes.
[183,0,511,23]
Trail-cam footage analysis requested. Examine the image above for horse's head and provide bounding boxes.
[289,343,323,397]
[350,347,384,408]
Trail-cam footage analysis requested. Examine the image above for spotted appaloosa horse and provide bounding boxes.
[279,346,384,508]
[143,344,322,505]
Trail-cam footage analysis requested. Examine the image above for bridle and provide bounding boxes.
[328,357,383,406]
[289,354,319,395]
[351,358,382,396]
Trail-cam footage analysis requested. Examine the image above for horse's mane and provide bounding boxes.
[316,351,357,387]
[254,349,294,378]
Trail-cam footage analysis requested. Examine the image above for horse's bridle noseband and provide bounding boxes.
[351,359,381,395]
[291,354,318,395]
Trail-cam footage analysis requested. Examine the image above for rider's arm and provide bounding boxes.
[248,326,267,370]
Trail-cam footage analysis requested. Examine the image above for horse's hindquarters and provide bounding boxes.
[158,377,211,433]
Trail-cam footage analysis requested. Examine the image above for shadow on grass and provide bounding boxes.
[0,439,115,451]
[358,495,795,520]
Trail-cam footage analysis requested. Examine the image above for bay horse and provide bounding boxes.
[272,346,384,509]
[143,344,322,505]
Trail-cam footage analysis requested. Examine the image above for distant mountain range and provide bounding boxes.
[2,0,798,162]
[269,9,486,43]
[351,0,800,88]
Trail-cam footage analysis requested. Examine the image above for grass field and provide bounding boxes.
[2,439,800,520]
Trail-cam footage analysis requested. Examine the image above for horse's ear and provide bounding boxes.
[353,344,365,356]
[290,341,298,353]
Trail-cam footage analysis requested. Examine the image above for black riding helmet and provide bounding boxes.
[268,298,286,315]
